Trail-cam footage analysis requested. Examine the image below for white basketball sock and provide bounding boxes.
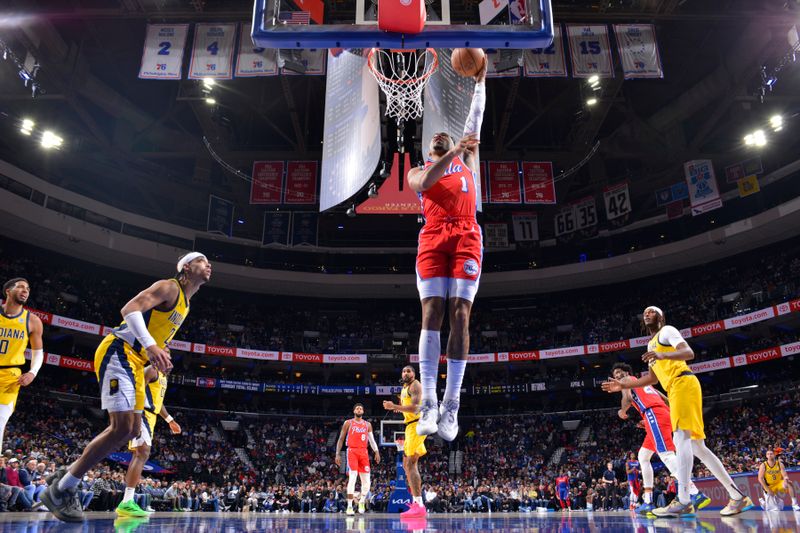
[123,487,136,503]
[418,330,440,403]
[413,496,424,505]
[673,430,694,505]
[58,471,80,492]
[691,439,744,500]
[660,450,698,495]
[443,358,467,403]
[638,448,654,489]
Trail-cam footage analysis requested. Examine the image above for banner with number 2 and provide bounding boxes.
[189,23,237,80]
[139,24,189,80]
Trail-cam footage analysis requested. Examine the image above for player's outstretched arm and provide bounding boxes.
[19,313,44,386]
[602,372,658,393]
[461,56,487,174]
[334,420,351,466]
[159,405,181,434]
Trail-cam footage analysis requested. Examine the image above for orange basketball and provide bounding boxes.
[451,48,485,77]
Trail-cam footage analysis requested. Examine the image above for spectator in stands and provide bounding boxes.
[5,459,32,510]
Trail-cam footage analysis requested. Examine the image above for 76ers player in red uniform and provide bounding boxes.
[334,403,381,514]
[407,56,488,442]
[612,363,709,515]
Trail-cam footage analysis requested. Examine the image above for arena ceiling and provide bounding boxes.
[1,0,800,243]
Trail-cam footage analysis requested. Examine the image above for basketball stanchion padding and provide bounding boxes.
[379,0,427,35]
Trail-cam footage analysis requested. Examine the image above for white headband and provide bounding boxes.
[177,252,207,273]
[643,306,664,318]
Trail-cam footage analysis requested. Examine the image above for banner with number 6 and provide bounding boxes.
[566,24,614,78]
[189,23,237,80]
[139,24,189,80]
[603,182,631,221]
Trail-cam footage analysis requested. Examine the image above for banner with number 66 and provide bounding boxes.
[603,182,631,221]
[555,196,597,237]
[189,23,237,80]
[139,24,189,80]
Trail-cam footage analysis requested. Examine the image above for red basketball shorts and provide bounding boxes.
[641,405,675,454]
[416,219,482,301]
[346,448,370,474]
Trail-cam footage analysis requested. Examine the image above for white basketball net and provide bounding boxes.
[367,48,439,122]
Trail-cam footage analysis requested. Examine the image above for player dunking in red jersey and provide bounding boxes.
[407,55,488,442]
[335,403,380,515]
[612,363,709,515]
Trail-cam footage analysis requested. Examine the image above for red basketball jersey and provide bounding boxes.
[629,385,667,415]
[421,156,478,221]
[346,418,369,449]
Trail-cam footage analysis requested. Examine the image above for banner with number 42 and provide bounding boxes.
[603,182,631,221]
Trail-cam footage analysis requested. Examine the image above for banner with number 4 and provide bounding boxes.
[189,23,237,80]
[603,182,631,221]
[139,24,189,80]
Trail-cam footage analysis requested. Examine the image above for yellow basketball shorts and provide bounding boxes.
[404,421,427,458]
[128,410,157,450]
[0,368,21,410]
[95,335,146,413]
[667,374,706,440]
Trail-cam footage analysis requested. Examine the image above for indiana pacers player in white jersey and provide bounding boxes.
[42,253,210,522]
[603,306,753,518]
[0,278,45,449]
[116,365,182,517]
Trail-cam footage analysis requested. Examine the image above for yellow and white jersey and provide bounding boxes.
[144,371,168,415]
[647,325,691,394]
[113,279,189,364]
[0,308,29,367]
[763,460,784,490]
[401,382,420,424]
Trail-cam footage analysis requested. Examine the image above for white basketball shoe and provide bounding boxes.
[416,398,439,436]
[437,399,460,441]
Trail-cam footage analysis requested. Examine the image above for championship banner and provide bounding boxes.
[737,175,760,198]
[234,23,278,77]
[188,23,237,80]
[613,24,663,79]
[250,161,284,204]
[291,212,318,246]
[485,50,521,79]
[684,159,723,216]
[511,212,539,242]
[603,182,631,220]
[522,162,556,204]
[262,211,291,246]
[566,24,614,78]
[139,24,189,80]
[484,222,510,249]
[523,25,567,78]
[284,161,318,204]
[281,49,327,76]
[488,161,522,203]
[207,195,234,237]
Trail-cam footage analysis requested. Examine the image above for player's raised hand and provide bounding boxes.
[382,400,397,412]
[601,378,623,393]
[453,133,479,156]
[146,345,173,373]
[474,55,488,83]
[617,409,629,420]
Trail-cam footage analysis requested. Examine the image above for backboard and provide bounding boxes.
[252,0,554,50]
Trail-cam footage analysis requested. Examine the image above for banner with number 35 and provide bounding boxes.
[139,24,189,80]
[189,23,236,80]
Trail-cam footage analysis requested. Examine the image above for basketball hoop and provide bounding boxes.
[367,48,438,122]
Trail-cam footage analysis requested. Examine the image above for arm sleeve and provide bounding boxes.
[367,432,379,453]
[658,325,686,348]
[29,349,44,376]
[462,81,486,138]
[123,311,157,349]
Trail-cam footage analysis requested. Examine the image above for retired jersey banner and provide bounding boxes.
[512,212,539,242]
[188,23,237,80]
[522,162,556,204]
[291,212,319,246]
[484,223,509,249]
[603,182,631,220]
[251,161,284,204]
[281,49,327,76]
[684,159,723,216]
[573,196,598,230]
[485,50,521,79]
[262,211,291,246]
[207,195,234,237]
[523,25,567,78]
[488,161,522,203]
[139,24,189,80]
[566,24,614,78]
[284,161,318,204]
[613,24,663,79]
[235,23,278,77]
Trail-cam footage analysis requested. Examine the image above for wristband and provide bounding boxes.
[165,415,174,423]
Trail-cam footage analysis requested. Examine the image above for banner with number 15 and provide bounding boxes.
[139,24,189,80]
[189,23,237,80]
